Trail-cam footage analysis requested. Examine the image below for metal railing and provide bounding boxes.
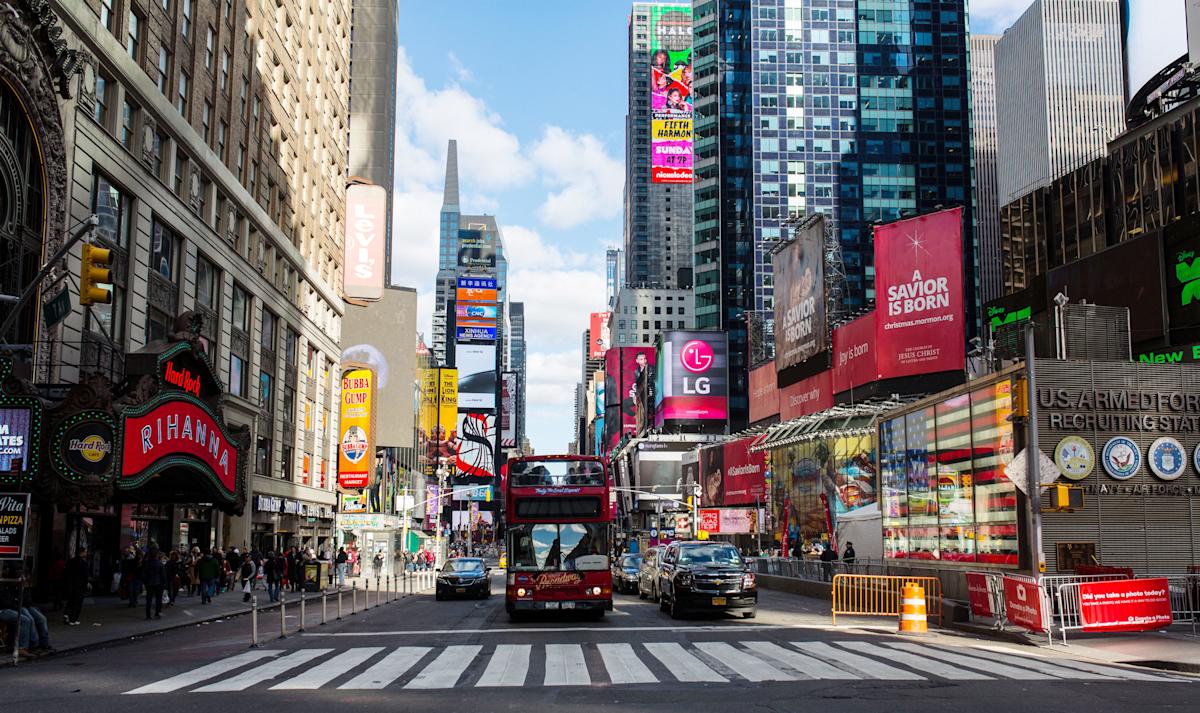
[1054,575,1199,644]
[831,574,942,626]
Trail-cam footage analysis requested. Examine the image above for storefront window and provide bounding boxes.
[935,394,974,562]
[971,381,1018,565]
[880,417,907,558]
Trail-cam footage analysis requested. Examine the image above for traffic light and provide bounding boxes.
[79,243,113,306]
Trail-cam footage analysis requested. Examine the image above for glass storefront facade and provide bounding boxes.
[880,378,1018,565]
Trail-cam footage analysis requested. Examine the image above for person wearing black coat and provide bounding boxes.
[64,548,89,625]
[141,548,167,620]
[239,554,256,602]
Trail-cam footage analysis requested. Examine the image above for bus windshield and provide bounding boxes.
[508,523,610,572]
[509,459,605,488]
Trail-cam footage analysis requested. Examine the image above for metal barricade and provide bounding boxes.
[831,574,942,625]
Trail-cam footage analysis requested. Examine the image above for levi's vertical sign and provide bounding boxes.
[343,184,387,301]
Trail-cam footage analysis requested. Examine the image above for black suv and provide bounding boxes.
[657,541,756,619]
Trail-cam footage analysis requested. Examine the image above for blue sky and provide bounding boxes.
[388,1,1036,454]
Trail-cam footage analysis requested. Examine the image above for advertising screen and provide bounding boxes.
[337,369,374,489]
[832,311,878,394]
[654,331,728,424]
[0,408,33,475]
[748,361,780,424]
[589,312,612,358]
[456,344,496,409]
[457,229,496,271]
[1163,226,1200,343]
[603,346,656,436]
[1048,232,1166,341]
[456,277,498,303]
[500,372,517,448]
[649,4,693,184]
[699,437,766,508]
[698,508,759,535]
[343,184,386,301]
[1123,1,1188,100]
[873,207,966,379]
[456,303,499,322]
[454,411,496,482]
[773,216,827,370]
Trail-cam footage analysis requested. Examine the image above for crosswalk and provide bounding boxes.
[124,638,1189,694]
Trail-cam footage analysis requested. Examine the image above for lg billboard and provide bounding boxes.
[654,330,728,425]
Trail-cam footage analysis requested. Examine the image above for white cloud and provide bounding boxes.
[968,0,1035,34]
[524,349,585,453]
[447,51,473,83]
[502,224,589,271]
[531,127,624,229]
[389,187,441,290]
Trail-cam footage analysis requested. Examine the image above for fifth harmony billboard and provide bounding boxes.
[773,215,827,371]
[649,4,693,184]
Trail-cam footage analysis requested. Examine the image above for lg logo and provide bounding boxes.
[681,340,714,395]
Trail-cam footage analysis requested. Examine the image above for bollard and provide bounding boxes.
[899,581,929,635]
[337,586,343,620]
[366,578,371,610]
[279,592,287,639]
[375,576,381,607]
[321,589,328,625]
[352,581,358,615]
[250,595,260,648]
[299,591,306,632]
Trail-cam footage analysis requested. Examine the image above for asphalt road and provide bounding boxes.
[3,572,1194,712]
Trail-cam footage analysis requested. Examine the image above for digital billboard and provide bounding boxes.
[456,277,498,303]
[0,408,33,476]
[655,330,728,424]
[649,4,693,185]
[500,371,517,448]
[456,344,496,409]
[457,303,499,322]
[748,362,780,424]
[341,288,419,446]
[604,347,655,447]
[873,207,966,379]
[1122,1,1189,101]
[831,311,878,394]
[337,368,374,489]
[343,184,386,301]
[699,437,766,508]
[457,229,496,271]
[454,411,496,482]
[773,215,828,370]
[589,312,611,358]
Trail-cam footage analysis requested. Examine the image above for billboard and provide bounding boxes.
[779,369,833,421]
[699,437,766,508]
[456,277,498,303]
[457,229,496,271]
[649,4,693,184]
[337,368,374,489]
[500,371,517,448]
[873,207,966,379]
[454,411,496,482]
[831,311,878,394]
[0,408,33,475]
[655,331,728,424]
[343,184,386,301]
[457,303,499,322]
[1122,1,1189,101]
[456,344,496,409]
[698,508,759,535]
[604,347,656,447]
[589,312,612,358]
[748,362,779,424]
[341,288,419,446]
[773,216,828,370]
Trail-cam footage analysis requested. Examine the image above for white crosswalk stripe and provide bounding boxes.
[124,638,1191,694]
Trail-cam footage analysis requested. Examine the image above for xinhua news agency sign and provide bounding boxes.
[0,493,30,559]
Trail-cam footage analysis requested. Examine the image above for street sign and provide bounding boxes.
[43,288,71,329]
[0,493,31,559]
[649,528,659,538]
[697,530,709,540]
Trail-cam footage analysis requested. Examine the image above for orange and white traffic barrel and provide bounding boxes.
[899,581,928,634]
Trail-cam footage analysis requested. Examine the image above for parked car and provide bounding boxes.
[435,557,492,600]
[637,546,665,601]
[657,541,757,619]
[611,553,642,594]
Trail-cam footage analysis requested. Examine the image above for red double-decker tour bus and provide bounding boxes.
[504,455,614,619]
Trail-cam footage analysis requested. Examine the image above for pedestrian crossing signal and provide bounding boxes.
[79,242,113,306]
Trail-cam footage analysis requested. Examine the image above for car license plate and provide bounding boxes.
[712,597,727,606]
[456,588,465,593]
[560,602,575,609]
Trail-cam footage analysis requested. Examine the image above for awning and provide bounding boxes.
[749,400,909,452]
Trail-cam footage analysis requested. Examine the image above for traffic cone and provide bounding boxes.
[898,581,928,634]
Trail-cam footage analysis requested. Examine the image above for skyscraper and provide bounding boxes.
[509,302,528,450]
[971,34,1003,306]
[995,0,1125,205]
[606,248,625,310]
[625,3,695,290]
[694,0,979,429]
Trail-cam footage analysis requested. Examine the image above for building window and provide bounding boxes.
[285,328,298,366]
[202,101,212,142]
[89,174,130,345]
[231,284,249,332]
[100,0,115,33]
[230,354,247,397]
[182,0,193,41]
[127,11,142,60]
[236,144,245,177]
[261,308,277,352]
[149,219,180,283]
[177,70,189,115]
[217,121,227,159]
[255,436,272,476]
[157,47,170,94]
[151,130,165,179]
[281,445,294,482]
[221,51,231,93]
[196,255,219,311]
[283,383,296,423]
[172,150,187,196]
[205,25,215,69]
[120,97,138,149]
[92,72,110,127]
[248,161,257,194]
[259,369,273,413]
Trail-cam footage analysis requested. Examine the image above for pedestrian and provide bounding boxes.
[121,546,141,608]
[165,550,182,605]
[47,549,65,612]
[372,551,384,580]
[335,547,348,586]
[239,553,256,602]
[18,574,53,654]
[842,541,856,567]
[0,579,35,658]
[819,541,838,582]
[64,547,88,625]
[196,549,219,603]
[142,547,166,620]
[264,550,281,603]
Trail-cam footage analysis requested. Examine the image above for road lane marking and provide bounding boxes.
[884,642,1057,680]
[644,642,727,682]
[270,647,384,690]
[544,643,591,686]
[693,642,794,682]
[476,644,531,687]
[961,647,1117,680]
[740,641,850,679]
[405,645,482,689]
[598,643,658,684]
[193,649,333,692]
[338,646,432,689]
[834,641,986,680]
[1018,656,1184,682]
[301,623,838,637]
[124,650,281,694]
[794,641,924,680]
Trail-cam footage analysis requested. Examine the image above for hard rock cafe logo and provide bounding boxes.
[534,572,582,589]
[68,435,111,463]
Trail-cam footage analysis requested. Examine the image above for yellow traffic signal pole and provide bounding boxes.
[0,215,98,342]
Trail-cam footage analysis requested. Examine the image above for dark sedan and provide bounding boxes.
[611,553,642,594]
[434,558,492,600]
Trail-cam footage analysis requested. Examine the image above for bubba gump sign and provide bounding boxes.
[119,393,241,497]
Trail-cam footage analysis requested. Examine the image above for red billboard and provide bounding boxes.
[1002,575,1046,633]
[779,370,833,421]
[832,312,878,394]
[604,347,656,449]
[589,312,611,359]
[721,437,766,506]
[748,362,779,423]
[873,207,966,379]
[655,331,728,424]
[121,395,241,496]
[1078,578,1173,633]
